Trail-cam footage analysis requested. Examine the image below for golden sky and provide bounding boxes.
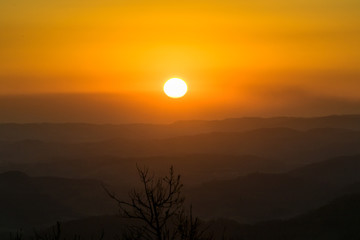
[1,0,360,122]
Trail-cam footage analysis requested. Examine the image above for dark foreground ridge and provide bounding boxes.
[10,193,360,240]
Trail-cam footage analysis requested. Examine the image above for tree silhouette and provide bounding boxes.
[105,165,211,240]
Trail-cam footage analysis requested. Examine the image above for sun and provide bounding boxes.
[163,78,188,98]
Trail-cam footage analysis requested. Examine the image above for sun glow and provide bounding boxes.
[163,78,188,98]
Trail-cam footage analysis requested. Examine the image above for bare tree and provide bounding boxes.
[177,206,211,240]
[105,165,211,240]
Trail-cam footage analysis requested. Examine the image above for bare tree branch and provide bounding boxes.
[104,165,211,240]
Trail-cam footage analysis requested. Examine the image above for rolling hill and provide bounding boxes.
[17,193,360,240]
[1,128,360,165]
[189,155,360,222]
[1,115,360,142]
[0,171,116,231]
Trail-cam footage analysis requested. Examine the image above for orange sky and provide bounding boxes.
[1,0,360,122]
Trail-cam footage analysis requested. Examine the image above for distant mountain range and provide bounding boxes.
[2,115,360,239]
[1,127,360,166]
[1,154,286,187]
[1,115,360,142]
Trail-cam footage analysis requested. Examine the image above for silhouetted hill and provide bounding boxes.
[0,171,116,231]
[189,172,330,222]
[228,193,360,240]
[0,170,28,181]
[290,155,360,187]
[189,154,360,222]
[4,153,360,237]
[1,115,360,142]
[19,193,360,240]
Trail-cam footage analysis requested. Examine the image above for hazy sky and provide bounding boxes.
[1,0,360,123]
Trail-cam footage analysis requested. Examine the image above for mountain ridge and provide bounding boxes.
[1,114,360,142]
